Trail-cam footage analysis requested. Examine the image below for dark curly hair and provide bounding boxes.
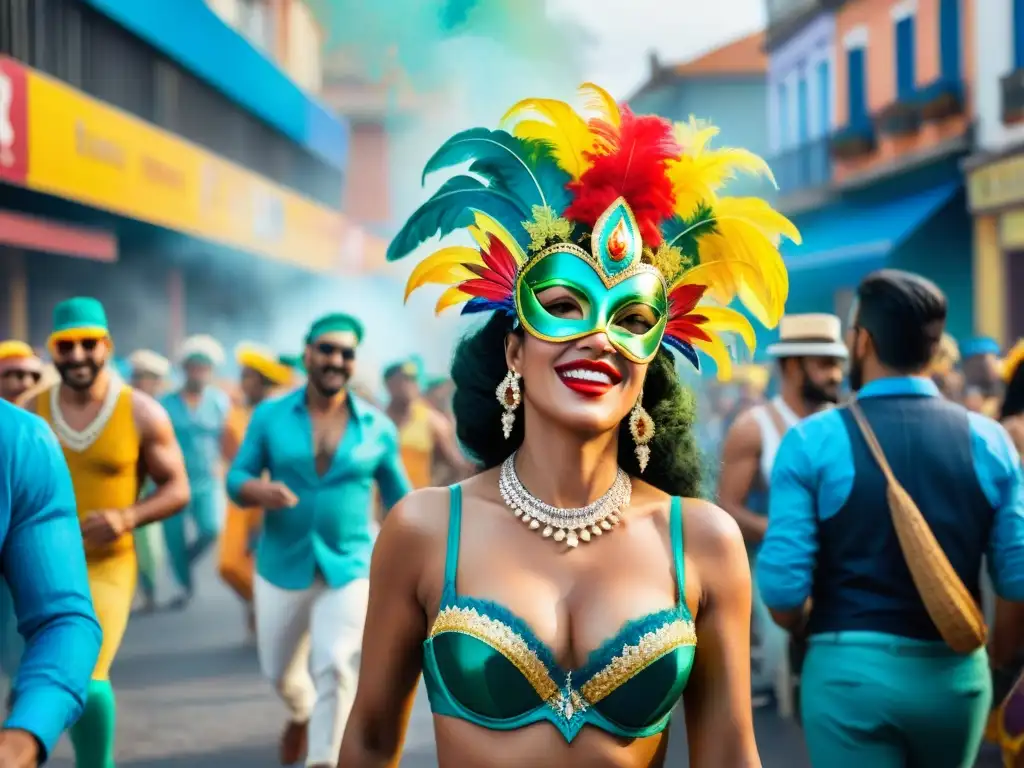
[451,312,702,498]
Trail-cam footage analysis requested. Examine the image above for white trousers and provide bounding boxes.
[254,574,369,766]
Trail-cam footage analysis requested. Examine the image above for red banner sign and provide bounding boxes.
[0,57,28,185]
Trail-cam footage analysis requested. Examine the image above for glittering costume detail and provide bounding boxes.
[430,605,559,701]
[581,618,697,704]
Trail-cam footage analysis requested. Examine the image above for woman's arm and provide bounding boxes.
[683,500,761,768]
[338,490,438,767]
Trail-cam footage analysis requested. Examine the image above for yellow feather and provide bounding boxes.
[693,334,735,381]
[404,246,481,301]
[579,82,620,126]
[500,98,593,179]
[472,211,528,266]
[698,306,756,352]
[435,286,473,314]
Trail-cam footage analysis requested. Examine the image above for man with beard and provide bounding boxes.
[161,335,230,608]
[0,341,42,404]
[227,313,411,768]
[27,297,190,767]
[218,343,300,641]
[383,359,472,489]
[717,313,847,705]
[758,270,1024,767]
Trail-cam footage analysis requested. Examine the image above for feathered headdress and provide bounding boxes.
[389,83,799,379]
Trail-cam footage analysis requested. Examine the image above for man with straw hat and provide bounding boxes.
[26,297,190,767]
[227,313,411,767]
[717,313,847,706]
[218,342,301,641]
[161,334,231,609]
[758,270,1024,766]
[0,341,42,404]
[126,349,172,614]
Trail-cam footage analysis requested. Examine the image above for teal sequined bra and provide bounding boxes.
[422,486,697,742]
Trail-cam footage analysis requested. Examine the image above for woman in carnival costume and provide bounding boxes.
[339,83,796,766]
[990,340,1024,767]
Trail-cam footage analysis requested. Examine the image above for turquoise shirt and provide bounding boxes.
[0,400,102,759]
[226,389,412,590]
[162,387,230,491]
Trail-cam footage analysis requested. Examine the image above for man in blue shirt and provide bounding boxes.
[758,270,1024,767]
[227,313,411,768]
[0,399,102,766]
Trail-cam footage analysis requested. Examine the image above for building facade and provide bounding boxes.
[765,0,975,340]
[0,0,348,354]
[965,0,1024,345]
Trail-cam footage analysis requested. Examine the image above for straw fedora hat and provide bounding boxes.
[765,313,849,359]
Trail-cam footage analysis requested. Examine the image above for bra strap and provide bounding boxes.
[669,497,686,603]
[441,484,463,601]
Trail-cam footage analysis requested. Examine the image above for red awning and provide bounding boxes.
[0,210,117,262]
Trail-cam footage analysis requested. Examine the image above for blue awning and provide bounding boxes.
[783,182,960,282]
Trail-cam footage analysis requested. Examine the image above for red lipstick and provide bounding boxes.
[554,359,623,398]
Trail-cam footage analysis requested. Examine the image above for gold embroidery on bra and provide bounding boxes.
[430,605,560,701]
[580,619,697,704]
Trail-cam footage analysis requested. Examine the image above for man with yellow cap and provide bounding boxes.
[25,297,190,767]
[161,334,231,609]
[0,341,42,404]
[126,350,172,614]
[218,343,300,641]
[227,313,411,768]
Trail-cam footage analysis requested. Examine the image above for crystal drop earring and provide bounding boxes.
[496,370,522,439]
[629,393,655,472]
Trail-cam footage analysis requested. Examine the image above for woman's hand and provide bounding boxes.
[682,500,762,768]
[337,489,440,767]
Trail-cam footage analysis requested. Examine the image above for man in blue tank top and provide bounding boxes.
[758,269,1024,767]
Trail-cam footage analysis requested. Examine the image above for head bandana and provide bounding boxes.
[389,84,798,379]
[128,349,171,378]
[305,313,364,346]
[48,297,110,353]
[235,342,294,386]
[179,335,224,367]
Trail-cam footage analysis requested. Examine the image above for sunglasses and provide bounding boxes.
[1,369,41,383]
[315,342,356,361]
[55,338,99,355]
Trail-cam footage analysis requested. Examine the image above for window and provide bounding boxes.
[895,14,916,100]
[816,59,831,137]
[777,81,790,149]
[847,46,867,125]
[797,73,810,143]
[1015,0,1024,70]
[939,0,960,80]
[238,0,274,53]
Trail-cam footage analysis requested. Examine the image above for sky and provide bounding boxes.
[548,0,767,98]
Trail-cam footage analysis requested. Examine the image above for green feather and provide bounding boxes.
[422,128,572,215]
[387,176,528,262]
[661,202,717,265]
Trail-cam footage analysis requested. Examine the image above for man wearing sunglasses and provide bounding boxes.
[227,313,412,768]
[25,297,190,768]
[0,341,41,405]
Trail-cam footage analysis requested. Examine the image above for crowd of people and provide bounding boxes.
[0,83,1020,768]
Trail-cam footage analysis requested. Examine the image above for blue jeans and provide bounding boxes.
[162,482,222,593]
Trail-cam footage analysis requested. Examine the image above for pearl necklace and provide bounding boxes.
[49,376,123,453]
[498,452,631,548]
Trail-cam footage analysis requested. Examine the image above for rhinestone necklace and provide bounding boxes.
[499,452,631,548]
[49,376,123,453]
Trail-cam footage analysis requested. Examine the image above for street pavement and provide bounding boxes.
[40,558,998,767]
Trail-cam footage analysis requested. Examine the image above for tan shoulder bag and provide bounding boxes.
[848,401,987,654]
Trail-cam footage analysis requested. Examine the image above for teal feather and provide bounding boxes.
[661,202,717,265]
[387,176,528,262]
[421,128,572,214]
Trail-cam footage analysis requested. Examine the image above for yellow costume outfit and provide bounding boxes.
[398,400,435,489]
[39,296,138,768]
[219,403,263,602]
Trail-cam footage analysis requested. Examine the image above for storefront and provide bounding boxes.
[967,153,1024,346]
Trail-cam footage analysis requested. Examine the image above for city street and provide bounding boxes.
[43,559,997,767]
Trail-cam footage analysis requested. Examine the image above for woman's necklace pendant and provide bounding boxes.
[498,452,631,548]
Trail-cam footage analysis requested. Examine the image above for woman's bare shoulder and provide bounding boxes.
[629,480,744,553]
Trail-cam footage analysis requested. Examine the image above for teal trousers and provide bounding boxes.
[801,632,992,768]
[162,483,221,593]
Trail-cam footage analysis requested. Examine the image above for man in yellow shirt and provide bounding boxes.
[26,297,190,768]
[0,341,42,404]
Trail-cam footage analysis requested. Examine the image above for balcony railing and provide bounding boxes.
[915,78,965,122]
[772,138,832,196]
[829,120,877,160]
[1002,68,1024,125]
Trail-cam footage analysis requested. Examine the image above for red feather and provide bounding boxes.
[564,106,680,246]
[461,234,516,303]
[666,283,712,343]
